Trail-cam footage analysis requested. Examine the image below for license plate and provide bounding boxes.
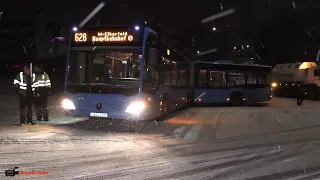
[90,113,108,118]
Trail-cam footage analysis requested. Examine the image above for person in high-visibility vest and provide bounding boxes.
[13,65,37,125]
[33,65,51,121]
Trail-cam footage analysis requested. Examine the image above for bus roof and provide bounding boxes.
[194,61,271,72]
[79,25,150,30]
[195,61,271,68]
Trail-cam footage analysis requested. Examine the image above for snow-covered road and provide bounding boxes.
[1,97,320,179]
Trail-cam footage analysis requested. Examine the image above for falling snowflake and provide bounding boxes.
[292,1,296,9]
[23,46,27,54]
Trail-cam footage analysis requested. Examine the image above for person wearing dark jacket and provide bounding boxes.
[296,85,307,106]
[13,65,36,125]
[33,65,51,121]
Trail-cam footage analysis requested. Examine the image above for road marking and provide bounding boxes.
[184,125,202,141]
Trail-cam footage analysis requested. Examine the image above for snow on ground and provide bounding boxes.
[271,97,320,109]
[161,97,320,141]
[0,97,320,179]
[0,93,68,125]
[0,96,320,138]
[1,119,320,179]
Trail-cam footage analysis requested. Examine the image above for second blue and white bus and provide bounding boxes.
[191,61,272,106]
[61,25,190,121]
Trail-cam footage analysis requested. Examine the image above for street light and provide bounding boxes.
[213,27,217,31]
[134,25,140,31]
[73,27,78,32]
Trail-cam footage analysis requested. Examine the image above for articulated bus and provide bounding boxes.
[191,61,272,106]
[61,25,190,121]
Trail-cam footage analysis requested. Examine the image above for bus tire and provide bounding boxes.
[230,91,244,107]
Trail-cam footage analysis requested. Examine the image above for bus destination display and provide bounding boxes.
[74,31,135,43]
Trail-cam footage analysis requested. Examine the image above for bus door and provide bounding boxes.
[160,69,185,110]
[177,70,188,107]
[194,70,207,103]
[169,71,182,109]
[208,70,228,103]
[246,72,258,101]
[157,68,178,110]
[258,72,272,101]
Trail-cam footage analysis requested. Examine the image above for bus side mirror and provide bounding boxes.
[147,48,159,65]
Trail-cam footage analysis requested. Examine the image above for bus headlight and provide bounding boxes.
[125,102,145,115]
[61,99,76,110]
[271,82,277,88]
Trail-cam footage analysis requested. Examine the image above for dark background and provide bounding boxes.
[0,0,319,93]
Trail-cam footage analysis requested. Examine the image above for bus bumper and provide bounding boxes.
[64,109,160,121]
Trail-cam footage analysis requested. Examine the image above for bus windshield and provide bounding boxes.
[67,48,142,88]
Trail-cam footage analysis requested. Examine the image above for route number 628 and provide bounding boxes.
[74,33,87,42]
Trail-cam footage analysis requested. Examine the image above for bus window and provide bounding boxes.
[171,71,177,86]
[143,66,159,89]
[258,73,271,84]
[68,51,141,84]
[178,70,187,86]
[197,70,207,88]
[226,71,245,87]
[247,73,257,84]
[154,69,159,81]
[228,72,245,76]
[158,71,172,86]
[209,71,226,88]
[226,75,245,87]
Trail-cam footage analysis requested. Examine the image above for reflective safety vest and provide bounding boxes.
[13,72,36,94]
[34,72,51,88]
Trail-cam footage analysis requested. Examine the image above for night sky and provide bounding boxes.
[0,0,319,66]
